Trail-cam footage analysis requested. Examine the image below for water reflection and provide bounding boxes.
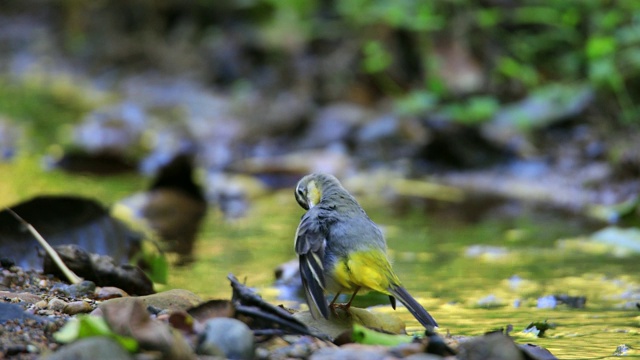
[166,190,640,359]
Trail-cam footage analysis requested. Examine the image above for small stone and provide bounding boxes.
[310,344,389,360]
[35,300,48,309]
[63,301,93,315]
[0,291,42,304]
[67,281,97,298]
[197,318,254,359]
[95,287,129,300]
[99,289,201,313]
[48,298,68,312]
[44,337,133,360]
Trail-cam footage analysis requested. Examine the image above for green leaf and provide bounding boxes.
[351,324,415,346]
[586,36,617,59]
[147,250,169,284]
[394,90,439,116]
[54,315,139,352]
[362,41,392,73]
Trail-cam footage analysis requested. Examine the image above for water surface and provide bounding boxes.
[2,156,639,359]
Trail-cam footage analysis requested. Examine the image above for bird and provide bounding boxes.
[293,173,438,328]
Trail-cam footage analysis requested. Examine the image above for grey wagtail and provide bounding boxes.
[294,173,438,328]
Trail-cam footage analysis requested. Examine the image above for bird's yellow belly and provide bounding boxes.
[328,250,397,295]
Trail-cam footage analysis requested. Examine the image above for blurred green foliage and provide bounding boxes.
[257,0,640,123]
[0,78,94,151]
[5,0,640,124]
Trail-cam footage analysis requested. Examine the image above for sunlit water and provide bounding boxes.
[2,157,640,359]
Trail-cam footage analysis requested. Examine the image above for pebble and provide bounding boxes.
[48,298,68,312]
[94,286,128,300]
[35,300,48,309]
[197,318,254,359]
[310,344,389,360]
[44,337,133,360]
[63,301,93,315]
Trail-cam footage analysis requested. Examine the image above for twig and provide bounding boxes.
[5,208,82,284]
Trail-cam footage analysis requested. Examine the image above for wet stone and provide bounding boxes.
[63,300,93,315]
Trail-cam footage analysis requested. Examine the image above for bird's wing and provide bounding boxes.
[294,211,329,319]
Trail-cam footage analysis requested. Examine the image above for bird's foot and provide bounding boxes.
[329,302,352,314]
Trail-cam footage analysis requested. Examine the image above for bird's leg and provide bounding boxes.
[328,291,342,316]
[345,287,360,308]
[331,287,361,312]
[329,291,342,307]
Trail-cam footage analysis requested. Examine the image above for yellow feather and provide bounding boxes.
[307,181,322,207]
[331,250,400,295]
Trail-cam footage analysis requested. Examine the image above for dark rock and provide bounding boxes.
[0,196,139,270]
[456,332,525,360]
[0,303,45,323]
[44,246,153,296]
[520,343,558,360]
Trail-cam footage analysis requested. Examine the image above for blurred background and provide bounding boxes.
[1,1,640,355]
[1,0,639,193]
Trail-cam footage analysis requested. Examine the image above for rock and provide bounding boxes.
[310,344,389,360]
[95,287,129,300]
[101,298,195,359]
[63,281,98,298]
[482,83,594,155]
[63,301,93,315]
[265,335,330,359]
[196,317,255,359]
[301,102,372,148]
[0,303,45,323]
[73,101,147,154]
[43,337,133,360]
[46,246,153,296]
[0,291,42,304]
[99,289,202,313]
[0,196,136,270]
[47,298,68,312]
[404,354,446,360]
[519,343,558,359]
[294,307,405,340]
[456,332,525,360]
[355,115,429,162]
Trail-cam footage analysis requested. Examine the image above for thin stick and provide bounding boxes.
[5,208,82,284]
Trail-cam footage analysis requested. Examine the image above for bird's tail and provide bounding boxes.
[388,284,438,328]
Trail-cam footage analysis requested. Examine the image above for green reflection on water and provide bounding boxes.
[2,158,639,359]
[166,190,640,359]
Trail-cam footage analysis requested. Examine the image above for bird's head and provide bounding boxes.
[294,173,341,210]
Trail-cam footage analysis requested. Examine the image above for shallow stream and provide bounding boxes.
[2,156,639,359]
